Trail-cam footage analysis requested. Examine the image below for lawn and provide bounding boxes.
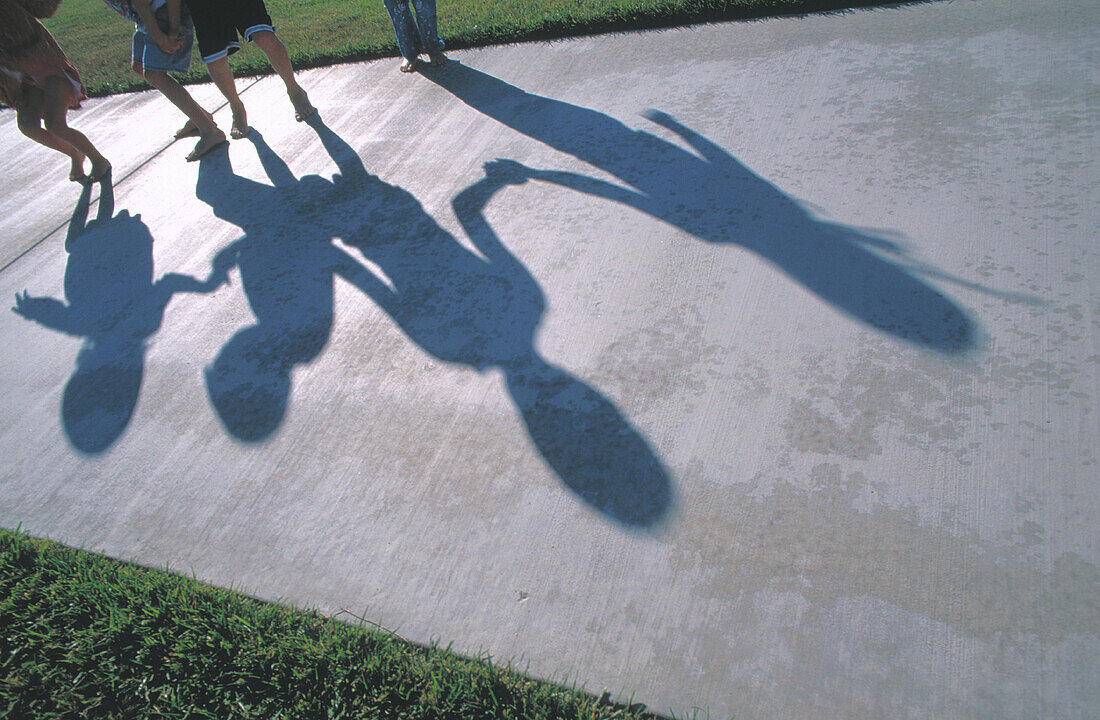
[0,529,661,719]
[42,0,910,97]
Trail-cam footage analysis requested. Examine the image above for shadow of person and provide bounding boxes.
[423,62,977,354]
[194,133,365,442]
[11,182,218,454]
[196,117,673,527]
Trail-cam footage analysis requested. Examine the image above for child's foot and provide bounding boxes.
[186,128,228,162]
[68,153,86,182]
[230,108,250,139]
[289,89,315,122]
[175,110,217,139]
[399,57,418,73]
[427,52,446,67]
[87,158,112,183]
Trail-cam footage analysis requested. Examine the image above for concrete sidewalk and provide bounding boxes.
[2,0,1097,716]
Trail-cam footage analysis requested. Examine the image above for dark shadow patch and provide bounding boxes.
[424,62,978,354]
[12,182,217,453]
[196,121,674,528]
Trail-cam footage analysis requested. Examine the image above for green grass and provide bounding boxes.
[41,0,914,97]
[0,528,666,719]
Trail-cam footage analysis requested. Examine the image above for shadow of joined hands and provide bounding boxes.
[424,62,977,354]
[196,119,673,527]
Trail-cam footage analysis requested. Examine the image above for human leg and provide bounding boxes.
[186,0,247,135]
[247,29,314,121]
[204,57,250,139]
[382,0,421,71]
[131,22,218,143]
[38,78,109,181]
[410,0,445,65]
[15,89,86,181]
[141,68,227,160]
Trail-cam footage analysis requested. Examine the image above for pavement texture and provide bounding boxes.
[2,0,1098,717]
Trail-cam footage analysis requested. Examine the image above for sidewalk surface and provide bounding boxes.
[2,0,1097,717]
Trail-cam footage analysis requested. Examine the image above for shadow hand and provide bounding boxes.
[483,158,529,186]
[12,291,46,320]
[642,108,674,126]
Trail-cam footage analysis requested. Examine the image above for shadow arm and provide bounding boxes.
[155,271,220,296]
[643,109,739,173]
[11,293,80,335]
[526,167,650,213]
[331,245,398,312]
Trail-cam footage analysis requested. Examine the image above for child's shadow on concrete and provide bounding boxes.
[196,120,672,527]
[424,62,979,354]
[11,182,217,454]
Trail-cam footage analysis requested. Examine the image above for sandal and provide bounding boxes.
[399,58,419,73]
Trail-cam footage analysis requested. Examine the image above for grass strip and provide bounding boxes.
[0,528,663,719]
[41,0,920,98]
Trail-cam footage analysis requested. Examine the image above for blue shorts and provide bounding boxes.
[132,11,195,74]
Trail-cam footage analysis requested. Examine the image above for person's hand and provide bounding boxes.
[153,31,183,54]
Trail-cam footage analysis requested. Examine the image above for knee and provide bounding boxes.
[42,113,67,134]
[16,114,42,137]
[251,29,277,46]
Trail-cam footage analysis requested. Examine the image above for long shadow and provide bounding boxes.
[423,62,977,354]
[195,135,363,442]
[196,120,673,527]
[11,182,217,454]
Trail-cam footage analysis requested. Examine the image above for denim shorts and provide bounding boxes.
[132,9,195,74]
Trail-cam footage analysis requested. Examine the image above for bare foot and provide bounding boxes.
[186,128,228,162]
[68,154,86,182]
[427,52,446,67]
[175,110,216,139]
[289,89,315,122]
[399,58,418,73]
[87,158,111,183]
[230,108,250,139]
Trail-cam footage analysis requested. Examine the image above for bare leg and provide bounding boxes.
[16,95,85,181]
[37,78,109,181]
[249,30,314,121]
[137,65,226,160]
[204,57,249,138]
[132,63,214,138]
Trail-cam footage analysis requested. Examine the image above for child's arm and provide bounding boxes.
[131,0,182,54]
[165,0,182,39]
